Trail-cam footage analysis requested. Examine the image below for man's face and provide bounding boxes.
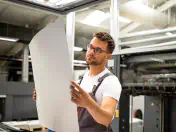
[86,37,108,66]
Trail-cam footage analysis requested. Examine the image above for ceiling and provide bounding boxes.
[0,41,16,56]
[0,2,52,28]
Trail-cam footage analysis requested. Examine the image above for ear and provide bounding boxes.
[106,54,112,60]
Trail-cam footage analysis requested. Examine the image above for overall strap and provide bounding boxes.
[78,75,84,85]
[92,72,114,94]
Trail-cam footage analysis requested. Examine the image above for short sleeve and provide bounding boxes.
[101,76,122,101]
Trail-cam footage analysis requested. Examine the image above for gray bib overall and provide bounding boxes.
[78,73,114,132]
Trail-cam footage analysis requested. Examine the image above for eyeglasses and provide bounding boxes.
[87,44,109,54]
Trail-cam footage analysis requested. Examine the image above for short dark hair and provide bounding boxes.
[93,32,115,54]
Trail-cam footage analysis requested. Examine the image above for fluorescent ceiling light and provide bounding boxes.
[107,13,131,23]
[0,37,19,42]
[150,58,164,63]
[81,10,131,26]
[82,10,109,26]
[166,32,173,36]
[120,64,127,67]
[35,0,44,2]
[54,0,77,5]
[34,0,78,6]
[74,47,83,51]
[74,64,87,67]
[74,60,87,64]
[119,16,131,23]
[127,0,151,14]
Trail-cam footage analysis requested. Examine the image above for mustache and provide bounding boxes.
[87,54,95,58]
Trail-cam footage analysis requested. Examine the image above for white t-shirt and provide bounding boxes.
[79,68,122,106]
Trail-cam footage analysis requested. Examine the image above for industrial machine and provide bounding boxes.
[115,52,176,132]
[0,82,37,121]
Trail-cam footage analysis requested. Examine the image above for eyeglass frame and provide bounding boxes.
[87,44,110,54]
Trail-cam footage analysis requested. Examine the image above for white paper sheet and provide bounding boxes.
[29,19,79,132]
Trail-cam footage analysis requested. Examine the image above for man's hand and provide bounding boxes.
[70,80,118,126]
[33,88,37,101]
[70,80,95,108]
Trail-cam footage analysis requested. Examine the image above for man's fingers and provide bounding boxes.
[33,88,36,95]
[71,88,82,97]
[70,91,80,100]
[33,88,36,101]
[33,95,36,101]
[70,85,74,89]
[71,97,78,104]
[71,80,83,92]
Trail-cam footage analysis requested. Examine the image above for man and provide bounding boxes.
[33,32,121,132]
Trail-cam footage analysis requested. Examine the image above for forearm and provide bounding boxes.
[86,100,113,126]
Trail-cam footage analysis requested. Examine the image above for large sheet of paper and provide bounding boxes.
[29,19,79,132]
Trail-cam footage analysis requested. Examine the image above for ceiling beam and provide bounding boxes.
[36,15,58,30]
[120,23,140,36]
[121,0,176,34]
[120,34,176,46]
[0,5,9,18]
[125,53,176,63]
[0,43,25,68]
[157,0,176,12]
[0,22,35,68]
[0,22,35,42]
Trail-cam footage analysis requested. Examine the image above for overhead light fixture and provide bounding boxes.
[82,10,109,26]
[74,47,83,51]
[34,0,78,7]
[127,0,151,14]
[150,58,164,63]
[165,32,173,36]
[74,64,88,67]
[35,0,44,2]
[0,37,19,42]
[74,60,87,64]
[54,0,78,5]
[82,10,131,26]
[120,64,127,67]
[106,13,131,23]
[119,16,131,23]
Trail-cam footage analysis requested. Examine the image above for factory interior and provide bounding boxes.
[0,0,176,132]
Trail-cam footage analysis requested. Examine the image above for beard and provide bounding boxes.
[86,58,99,66]
[86,54,106,66]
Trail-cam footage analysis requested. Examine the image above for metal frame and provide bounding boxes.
[22,46,29,83]
[119,41,176,55]
[114,26,176,55]
[120,27,176,39]
[110,1,122,132]
[120,35,176,46]
[5,0,107,15]
[167,97,176,132]
[122,83,176,132]
[144,96,161,132]
[119,91,130,132]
